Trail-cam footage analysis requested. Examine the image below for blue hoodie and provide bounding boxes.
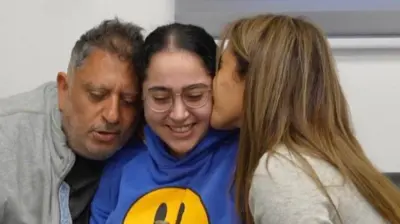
[90,125,240,224]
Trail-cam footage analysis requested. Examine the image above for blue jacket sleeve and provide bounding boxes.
[89,158,123,224]
[90,138,143,224]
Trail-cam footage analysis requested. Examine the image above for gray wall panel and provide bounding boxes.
[175,0,400,37]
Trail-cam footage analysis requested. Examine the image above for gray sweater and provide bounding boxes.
[0,82,75,224]
[249,146,388,224]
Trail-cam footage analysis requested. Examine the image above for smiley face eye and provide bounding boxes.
[176,203,185,224]
[154,203,168,223]
[154,202,185,224]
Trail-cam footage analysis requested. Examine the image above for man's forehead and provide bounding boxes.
[80,80,139,96]
[74,71,138,94]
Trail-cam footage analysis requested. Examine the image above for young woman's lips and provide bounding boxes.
[167,124,195,138]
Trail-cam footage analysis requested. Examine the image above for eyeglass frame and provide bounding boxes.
[143,87,212,113]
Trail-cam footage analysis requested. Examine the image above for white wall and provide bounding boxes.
[0,1,399,172]
[333,43,400,173]
[0,0,174,97]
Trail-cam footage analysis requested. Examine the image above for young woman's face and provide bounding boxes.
[143,50,212,156]
[211,48,245,130]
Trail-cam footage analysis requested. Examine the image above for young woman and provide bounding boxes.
[211,14,400,223]
[90,23,240,224]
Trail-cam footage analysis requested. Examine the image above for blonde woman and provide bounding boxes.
[211,14,400,223]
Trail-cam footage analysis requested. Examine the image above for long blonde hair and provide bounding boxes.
[219,14,400,223]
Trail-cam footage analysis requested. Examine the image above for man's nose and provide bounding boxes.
[169,97,189,122]
[103,95,120,124]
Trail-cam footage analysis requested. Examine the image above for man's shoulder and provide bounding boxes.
[0,82,57,118]
[0,82,57,149]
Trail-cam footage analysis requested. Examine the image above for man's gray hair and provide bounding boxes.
[67,17,144,77]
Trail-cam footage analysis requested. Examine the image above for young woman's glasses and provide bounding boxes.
[145,86,211,113]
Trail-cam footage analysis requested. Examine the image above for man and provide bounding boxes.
[0,18,144,224]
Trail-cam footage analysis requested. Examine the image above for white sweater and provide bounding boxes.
[249,146,388,224]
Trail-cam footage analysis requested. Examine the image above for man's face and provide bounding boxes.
[57,48,139,160]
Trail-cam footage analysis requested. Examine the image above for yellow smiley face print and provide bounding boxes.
[123,187,210,224]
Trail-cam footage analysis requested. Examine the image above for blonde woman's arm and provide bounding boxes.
[249,152,340,224]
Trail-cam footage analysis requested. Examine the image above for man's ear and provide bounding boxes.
[56,72,69,111]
